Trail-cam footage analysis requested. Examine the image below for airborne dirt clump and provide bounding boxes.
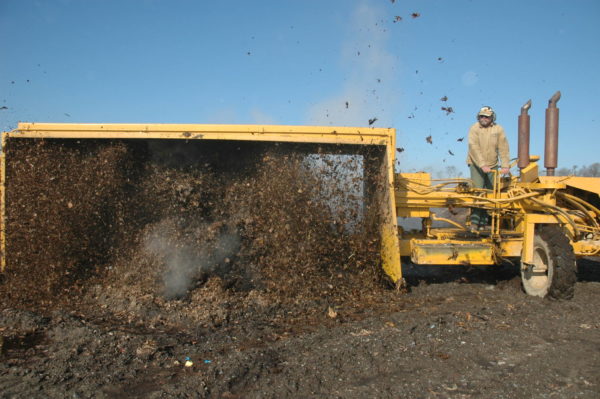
[1,139,600,398]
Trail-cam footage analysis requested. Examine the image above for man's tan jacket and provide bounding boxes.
[466,122,510,169]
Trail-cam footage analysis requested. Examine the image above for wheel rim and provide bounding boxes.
[528,246,551,291]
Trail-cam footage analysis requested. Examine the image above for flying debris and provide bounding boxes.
[426,135,432,144]
[368,118,378,126]
[440,96,448,102]
[396,147,405,153]
[441,106,454,115]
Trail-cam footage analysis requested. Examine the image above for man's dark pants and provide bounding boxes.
[469,164,495,226]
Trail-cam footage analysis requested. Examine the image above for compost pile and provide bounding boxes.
[2,139,600,398]
[2,138,391,324]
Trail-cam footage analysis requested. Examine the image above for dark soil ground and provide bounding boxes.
[1,139,599,398]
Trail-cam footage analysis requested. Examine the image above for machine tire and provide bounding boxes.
[520,225,577,299]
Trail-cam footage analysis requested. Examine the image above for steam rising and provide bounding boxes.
[143,220,241,299]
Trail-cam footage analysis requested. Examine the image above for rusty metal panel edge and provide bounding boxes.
[380,136,402,284]
[11,123,394,147]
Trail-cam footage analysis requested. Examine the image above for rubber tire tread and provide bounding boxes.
[539,225,577,300]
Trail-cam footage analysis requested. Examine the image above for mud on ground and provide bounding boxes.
[1,139,600,398]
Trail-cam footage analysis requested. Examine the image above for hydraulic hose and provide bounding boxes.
[529,197,580,239]
[555,192,599,228]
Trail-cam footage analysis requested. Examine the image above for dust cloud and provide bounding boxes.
[307,3,398,127]
[143,219,241,298]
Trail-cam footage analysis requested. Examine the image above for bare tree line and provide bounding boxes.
[419,163,600,179]
[557,163,600,177]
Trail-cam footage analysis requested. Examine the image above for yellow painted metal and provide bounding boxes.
[399,237,412,257]
[395,173,489,219]
[430,213,465,230]
[394,160,600,267]
[521,219,536,265]
[519,157,540,183]
[11,123,393,146]
[519,182,566,190]
[410,239,495,265]
[403,232,523,260]
[395,173,432,217]
[380,139,403,283]
[1,123,403,283]
[541,176,600,197]
[521,214,561,265]
[491,171,502,238]
[573,240,600,256]
[498,238,523,258]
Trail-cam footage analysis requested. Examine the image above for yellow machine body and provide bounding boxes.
[410,239,495,265]
[395,162,600,268]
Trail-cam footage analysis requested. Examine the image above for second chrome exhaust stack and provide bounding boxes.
[518,99,532,170]
[544,91,561,176]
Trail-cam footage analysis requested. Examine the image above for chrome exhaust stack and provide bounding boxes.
[544,91,561,176]
[518,99,532,170]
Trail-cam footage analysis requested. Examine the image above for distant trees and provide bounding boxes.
[433,165,463,178]
[399,165,465,178]
[556,163,600,177]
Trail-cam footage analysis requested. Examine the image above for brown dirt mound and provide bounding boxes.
[2,138,389,312]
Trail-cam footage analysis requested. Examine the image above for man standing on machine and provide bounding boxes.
[467,106,510,230]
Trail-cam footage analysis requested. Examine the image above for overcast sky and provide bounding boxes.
[1,0,599,175]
